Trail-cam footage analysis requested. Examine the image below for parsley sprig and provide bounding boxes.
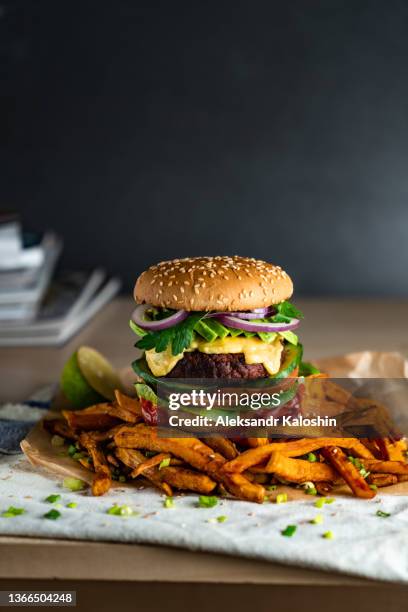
[271,300,304,323]
[136,313,204,356]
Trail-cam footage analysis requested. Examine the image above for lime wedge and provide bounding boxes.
[60,346,123,408]
[60,351,104,408]
[76,346,123,401]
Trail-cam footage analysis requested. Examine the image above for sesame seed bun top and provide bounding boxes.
[134,256,293,311]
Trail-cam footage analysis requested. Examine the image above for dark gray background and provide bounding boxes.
[2,1,408,295]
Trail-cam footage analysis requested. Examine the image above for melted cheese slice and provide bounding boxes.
[145,336,283,377]
[145,345,185,377]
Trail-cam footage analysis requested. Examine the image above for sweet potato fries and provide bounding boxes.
[43,388,408,503]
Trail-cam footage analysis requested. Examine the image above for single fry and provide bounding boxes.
[265,452,336,483]
[161,466,217,494]
[221,472,265,504]
[79,432,112,496]
[367,473,398,487]
[321,446,376,499]
[360,459,408,475]
[114,390,143,417]
[202,436,239,460]
[63,404,120,431]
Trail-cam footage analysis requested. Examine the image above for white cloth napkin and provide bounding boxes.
[1,453,407,583]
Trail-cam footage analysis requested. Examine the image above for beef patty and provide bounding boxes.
[167,351,268,379]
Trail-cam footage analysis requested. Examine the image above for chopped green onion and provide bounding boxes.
[44,509,61,520]
[369,484,378,491]
[107,504,136,516]
[267,485,277,491]
[307,452,317,463]
[66,502,77,509]
[51,435,65,447]
[72,452,86,461]
[314,497,335,508]
[63,477,86,492]
[310,514,323,525]
[302,482,317,496]
[322,531,334,539]
[159,458,171,470]
[198,495,218,508]
[118,475,126,483]
[68,445,77,457]
[45,494,61,504]
[163,497,174,509]
[276,493,288,504]
[348,456,366,474]
[1,506,25,518]
[376,510,391,518]
[359,467,370,479]
[217,515,227,523]
[281,525,297,537]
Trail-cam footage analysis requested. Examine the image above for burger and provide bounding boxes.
[130,256,316,423]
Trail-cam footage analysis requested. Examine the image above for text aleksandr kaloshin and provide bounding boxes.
[167,414,338,428]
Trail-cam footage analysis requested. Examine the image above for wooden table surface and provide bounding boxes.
[0,297,408,603]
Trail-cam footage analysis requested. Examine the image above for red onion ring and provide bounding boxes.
[215,314,300,333]
[132,304,188,330]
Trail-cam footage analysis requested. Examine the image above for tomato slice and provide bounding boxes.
[140,398,158,426]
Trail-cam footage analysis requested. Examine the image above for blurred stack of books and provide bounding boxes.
[0,215,121,346]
